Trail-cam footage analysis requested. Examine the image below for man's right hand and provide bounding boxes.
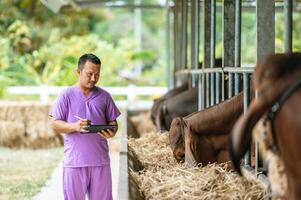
[74,118,91,132]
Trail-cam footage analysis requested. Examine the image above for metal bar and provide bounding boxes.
[203,0,212,69]
[256,0,275,174]
[191,0,200,87]
[175,67,253,75]
[228,73,233,98]
[166,2,173,89]
[181,0,188,69]
[243,73,250,166]
[256,0,275,61]
[284,0,293,53]
[211,73,215,106]
[235,0,241,68]
[210,0,216,68]
[224,67,254,73]
[198,74,205,110]
[234,73,240,95]
[223,0,235,68]
[206,73,210,107]
[215,72,220,104]
[174,0,180,86]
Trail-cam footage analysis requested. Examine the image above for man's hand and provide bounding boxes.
[97,128,116,139]
[74,118,91,133]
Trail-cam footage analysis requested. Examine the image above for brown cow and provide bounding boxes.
[169,91,244,166]
[150,83,189,128]
[230,53,301,200]
[152,58,223,131]
[157,86,199,131]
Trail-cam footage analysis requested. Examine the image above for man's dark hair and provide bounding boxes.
[78,53,101,71]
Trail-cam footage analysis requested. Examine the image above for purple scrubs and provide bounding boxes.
[49,86,121,200]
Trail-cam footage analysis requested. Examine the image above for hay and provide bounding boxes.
[129,132,267,200]
[0,101,63,148]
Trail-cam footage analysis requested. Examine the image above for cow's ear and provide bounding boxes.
[155,103,164,131]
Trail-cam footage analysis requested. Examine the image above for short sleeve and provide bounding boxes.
[105,94,121,122]
[49,91,68,121]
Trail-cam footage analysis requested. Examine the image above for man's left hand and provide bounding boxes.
[98,129,116,139]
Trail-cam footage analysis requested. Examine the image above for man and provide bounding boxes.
[49,53,120,200]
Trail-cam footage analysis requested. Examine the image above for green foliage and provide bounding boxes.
[0,1,167,88]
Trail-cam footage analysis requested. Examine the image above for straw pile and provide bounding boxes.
[128,132,267,200]
[0,101,63,148]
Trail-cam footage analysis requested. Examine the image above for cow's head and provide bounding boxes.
[169,117,185,162]
[230,53,301,174]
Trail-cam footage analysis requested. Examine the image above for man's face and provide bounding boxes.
[78,61,100,89]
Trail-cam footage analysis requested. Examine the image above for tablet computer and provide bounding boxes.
[82,124,117,133]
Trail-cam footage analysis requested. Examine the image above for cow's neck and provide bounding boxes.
[185,92,244,136]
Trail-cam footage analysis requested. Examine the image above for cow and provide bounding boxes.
[151,58,223,131]
[169,91,245,166]
[230,53,301,200]
[150,83,189,127]
[156,86,199,131]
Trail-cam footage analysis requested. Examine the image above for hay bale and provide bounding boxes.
[0,120,25,147]
[0,101,63,148]
[129,132,267,200]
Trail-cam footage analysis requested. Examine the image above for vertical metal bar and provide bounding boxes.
[210,0,216,106]
[166,0,173,89]
[211,73,215,106]
[235,0,241,68]
[223,0,235,69]
[191,0,200,88]
[198,74,204,110]
[243,73,250,166]
[284,0,293,53]
[210,0,216,68]
[234,0,241,96]
[256,0,275,61]
[203,0,211,69]
[173,0,179,87]
[206,73,210,108]
[181,0,188,69]
[234,73,239,95]
[228,73,233,98]
[256,0,275,174]
[215,72,220,104]
[203,0,212,109]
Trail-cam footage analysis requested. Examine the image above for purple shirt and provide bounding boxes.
[49,86,121,167]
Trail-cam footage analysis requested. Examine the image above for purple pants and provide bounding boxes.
[63,166,112,200]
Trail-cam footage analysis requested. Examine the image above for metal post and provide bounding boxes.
[191,0,200,88]
[174,0,179,86]
[243,73,250,166]
[256,0,275,173]
[181,0,188,69]
[210,0,216,106]
[201,0,212,110]
[256,0,275,61]
[223,0,235,69]
[284,0,293,53]
[166,0,173,89]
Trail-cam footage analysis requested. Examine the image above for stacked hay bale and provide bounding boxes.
[0,101,63,148]
[128,132,267,200]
